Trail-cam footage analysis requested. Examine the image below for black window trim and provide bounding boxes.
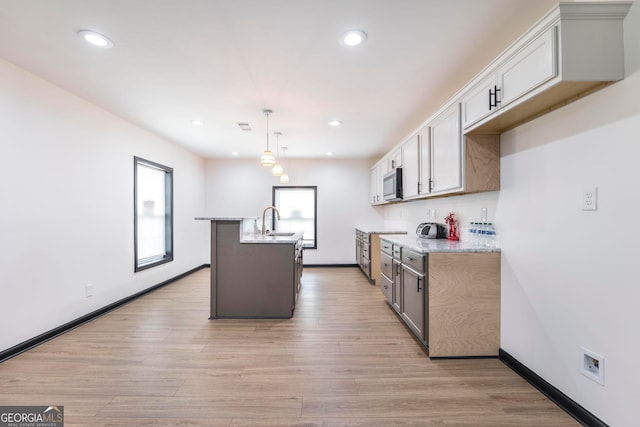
[134,156,174,272]
[272,185,318,250]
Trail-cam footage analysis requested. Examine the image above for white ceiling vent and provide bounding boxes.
[237,122,252,132]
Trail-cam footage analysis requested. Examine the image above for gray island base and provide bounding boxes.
[196,217,303,319]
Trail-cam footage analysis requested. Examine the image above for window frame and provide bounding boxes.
[272,186,318,249]
[134,156,174,272]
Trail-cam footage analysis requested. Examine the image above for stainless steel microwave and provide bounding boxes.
[383,168,403,201]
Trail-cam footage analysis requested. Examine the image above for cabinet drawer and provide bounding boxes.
[392,245,401,259]
[381,240,393,256]
[380,252,393,279]
[380,274,393,304]
[402,249,425,273]
[362,245,370,259]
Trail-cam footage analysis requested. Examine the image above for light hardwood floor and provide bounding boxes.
[0,267,579,426]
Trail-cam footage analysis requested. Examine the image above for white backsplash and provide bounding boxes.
[382,191,500,243]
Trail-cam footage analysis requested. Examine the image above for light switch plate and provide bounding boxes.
[582,187,597,211]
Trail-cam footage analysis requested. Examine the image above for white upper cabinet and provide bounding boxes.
[462,27,556,130]
[369,2,630,203]
[369,165,382,205]
[388,148,402,171]
[401,134,420,199]
[461,74,497,130]
[418,126,431,197]
[462,2,630,133]
[497,26,556,108]
[430,104,462,194]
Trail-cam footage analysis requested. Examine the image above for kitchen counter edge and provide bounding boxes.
[380,234,500,254]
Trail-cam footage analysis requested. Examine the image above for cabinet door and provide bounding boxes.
[418,126,431,196]
[461,74,497,129]
[401,135,420,199]
[389,148,402,170]
[392,260,401,313]
[369,166,381,204]
[498,26,557,108]
[430,103,462,193]
[401,265,425,341]
[380,252,393,280]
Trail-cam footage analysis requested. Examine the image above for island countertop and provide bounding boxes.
[195,217,302,244]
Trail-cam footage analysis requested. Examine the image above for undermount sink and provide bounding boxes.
[267,232,296,237]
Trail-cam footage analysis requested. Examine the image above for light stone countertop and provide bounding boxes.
[380,234,500,254]
[355,227,408,235]
[195,217,302,244]
[240,232,303,244]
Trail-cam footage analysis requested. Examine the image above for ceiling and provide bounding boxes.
[0,0,559,160]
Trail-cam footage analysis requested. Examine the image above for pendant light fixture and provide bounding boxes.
[280,146,290,183]
[260,109,275,166]
[271,132,283,176]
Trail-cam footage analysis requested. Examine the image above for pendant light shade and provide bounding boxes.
[280,146,290,183]
[260,109,275,166]
[261,150,275,166]
[272,131,283,176]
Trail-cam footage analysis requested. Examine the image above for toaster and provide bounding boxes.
[416,222,447,239]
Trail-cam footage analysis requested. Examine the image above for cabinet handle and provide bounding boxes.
[489,85,502,110]
[417,276,422,292]
[406,257,414,261]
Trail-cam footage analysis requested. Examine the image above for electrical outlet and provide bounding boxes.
[581,347,604,385]
[582,187,597,211]
[85,284,93,298]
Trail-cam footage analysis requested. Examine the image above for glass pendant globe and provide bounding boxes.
[272,163,283,176]
[280,173,290,184]
[260,150,275,166]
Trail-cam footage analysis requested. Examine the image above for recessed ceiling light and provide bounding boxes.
[341,30,367,47]
[77,30,114,48]
[191,120,205,127]
[328,119,342,127]
[231,151,239,156]
[325,151,334,156]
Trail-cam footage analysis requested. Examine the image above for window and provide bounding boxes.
[134,157,173,271]
[272,186,317,249]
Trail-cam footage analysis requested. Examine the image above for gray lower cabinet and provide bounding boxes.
[355,230,371,281]
[380,239,501,358]
[400,248,426,343]
[380,251,393,303]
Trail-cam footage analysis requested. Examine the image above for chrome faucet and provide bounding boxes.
[261,206,280,235]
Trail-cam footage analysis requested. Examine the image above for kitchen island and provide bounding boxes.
[196,217,303,319]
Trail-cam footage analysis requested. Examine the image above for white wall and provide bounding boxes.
[0,59,208,354]
[204,158,383,264]
[497,3,640,426]
[382,192,500,240]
